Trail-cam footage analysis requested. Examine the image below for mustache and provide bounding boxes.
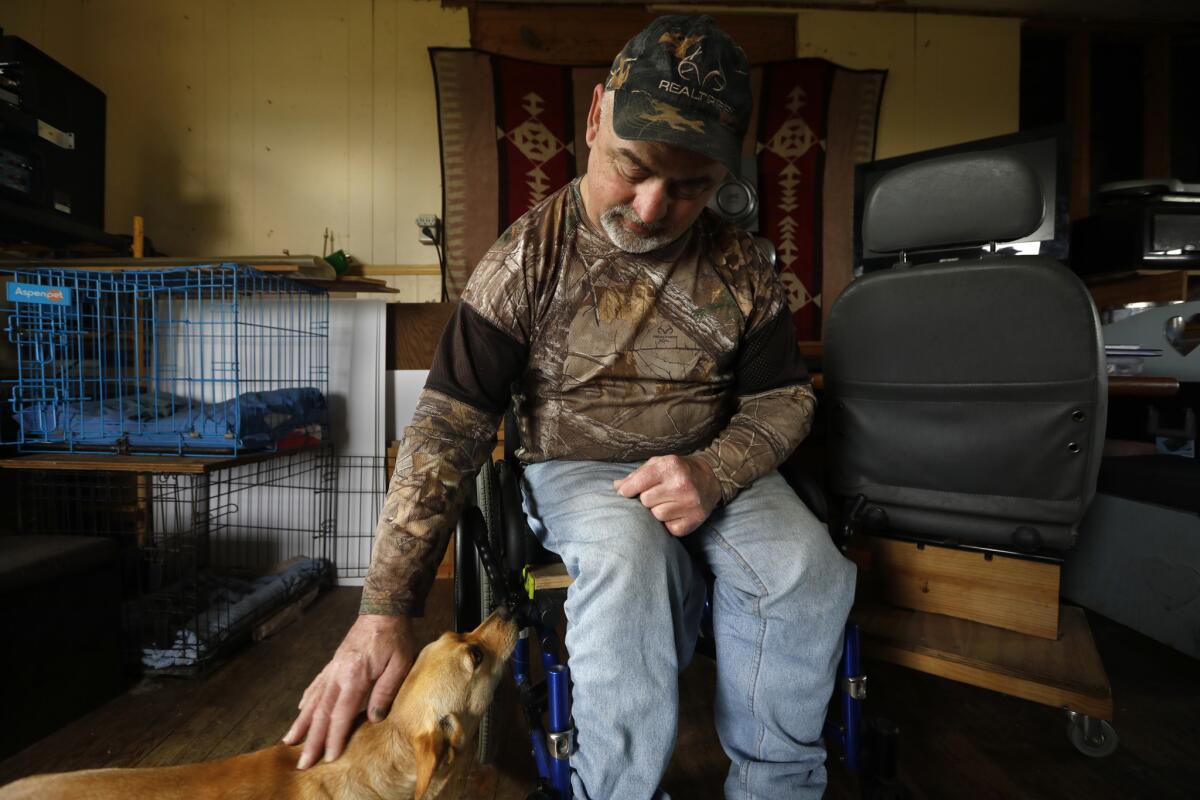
[603,205,666,237]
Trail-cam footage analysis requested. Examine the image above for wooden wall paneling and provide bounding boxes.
[913,14,1020,151]
[1143,33,1172,179]
[1066,31,1091,220]
[200,2,234,256]
[228,2,258,255]
[251,1,353,257]
[348,0,376,264]
[795,9,916,160]
[148,2,207,256]
[469,5,797,65]
[388,301,457,370]
[373,1,400,267]
[1085,269,1191,311]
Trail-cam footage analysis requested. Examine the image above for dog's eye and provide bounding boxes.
[467,644,485,669]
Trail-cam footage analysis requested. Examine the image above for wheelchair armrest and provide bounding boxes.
[496,457,555,576]
[496,460,530,575]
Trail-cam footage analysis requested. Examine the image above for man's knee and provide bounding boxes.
[774,524,856,613]
[574,509,692,588]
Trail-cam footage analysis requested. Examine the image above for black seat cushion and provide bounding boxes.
[824,257,1106,552]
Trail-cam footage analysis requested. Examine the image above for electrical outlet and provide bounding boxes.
[415,214,440,245]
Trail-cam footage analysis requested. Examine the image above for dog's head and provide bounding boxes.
[393,609,518,798]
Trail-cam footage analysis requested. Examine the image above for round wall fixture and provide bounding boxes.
[710,174,759,230]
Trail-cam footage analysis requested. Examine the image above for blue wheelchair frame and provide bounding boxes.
[512,622,865,800]
[460,459,879,800]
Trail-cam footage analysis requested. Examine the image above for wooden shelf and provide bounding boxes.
[298,277,398,294]
[0,445,321,474]
[1108,375,1181,396]
[1085,268,1200,312]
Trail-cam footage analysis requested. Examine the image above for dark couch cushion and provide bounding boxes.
[0,535,118,593]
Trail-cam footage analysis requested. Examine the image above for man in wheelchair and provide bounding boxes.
[286,14,856,799]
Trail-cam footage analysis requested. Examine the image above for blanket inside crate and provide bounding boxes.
[14,386,326,451]
[141,557,330,670]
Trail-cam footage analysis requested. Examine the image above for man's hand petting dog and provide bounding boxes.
[284,613,418,768]
[0,611,517,800]
[614,454,722,536]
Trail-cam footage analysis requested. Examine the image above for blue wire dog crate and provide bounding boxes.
[1,264,329,456]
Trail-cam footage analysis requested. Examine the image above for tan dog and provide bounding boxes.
[0,610,518,800]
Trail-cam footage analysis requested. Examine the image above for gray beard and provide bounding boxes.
[600,205,677,254]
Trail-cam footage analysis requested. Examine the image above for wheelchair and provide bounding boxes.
[453,416,902,800]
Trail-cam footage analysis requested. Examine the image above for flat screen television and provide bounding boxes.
[853,125,1070,273]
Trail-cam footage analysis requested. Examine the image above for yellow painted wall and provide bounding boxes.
[0,0,467,276]
[794,9,1021,159]
[0,2,1017,278]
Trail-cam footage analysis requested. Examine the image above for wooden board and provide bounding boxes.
[295,278,398,294]
[0,256,333,276]
[0,446,320,474]
[469,6,797,66]
[527,561,572,592]
[388,302,456,370]
[1108,375,1180,397]
[853,602,1113,721]
[1085,269,1197,311]
[855,536,1061,639]
[252,585,320,642]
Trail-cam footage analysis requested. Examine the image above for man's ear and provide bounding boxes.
[585,83,604,147]
[412,714,465,799]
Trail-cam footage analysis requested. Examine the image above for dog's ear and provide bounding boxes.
[412,728,445,800]
[412,714,465,799]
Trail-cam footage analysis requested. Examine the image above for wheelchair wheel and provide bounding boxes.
[475,462,502,764]
[453,503,480,635]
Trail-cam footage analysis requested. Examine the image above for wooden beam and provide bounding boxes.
[1066,31,1091,220]
[1143,33,1172,179]
[1085,269,1190,311]
[469,5,796,66]
[0,446,322,474]
[132,216,144,259]
[389,302,457,370]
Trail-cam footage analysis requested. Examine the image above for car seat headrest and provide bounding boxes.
[862,151,1044,255]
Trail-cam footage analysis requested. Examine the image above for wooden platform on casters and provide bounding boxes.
[525,547,1113,721]
[852,601,1113,720]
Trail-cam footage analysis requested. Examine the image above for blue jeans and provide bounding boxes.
[521,460,857,800]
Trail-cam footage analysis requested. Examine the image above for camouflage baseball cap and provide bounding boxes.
[604,15,751,176]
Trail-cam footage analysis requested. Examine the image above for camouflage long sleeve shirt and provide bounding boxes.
[361,179,815,616]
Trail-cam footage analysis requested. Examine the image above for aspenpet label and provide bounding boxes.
[6,282,73,306]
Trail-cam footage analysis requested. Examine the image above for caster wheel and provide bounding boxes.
[1067,714,1118,758]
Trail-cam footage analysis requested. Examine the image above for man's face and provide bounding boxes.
[582,85,727,254]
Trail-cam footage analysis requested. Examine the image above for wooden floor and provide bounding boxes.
[1,581,1196,799]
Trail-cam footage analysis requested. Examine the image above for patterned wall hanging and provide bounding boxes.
[432,48,884,341]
